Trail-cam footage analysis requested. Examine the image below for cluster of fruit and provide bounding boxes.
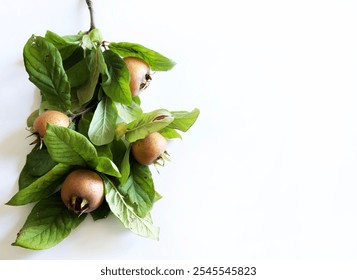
[30,61,170,215]
[7,7,199,250]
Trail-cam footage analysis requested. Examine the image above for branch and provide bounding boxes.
[85,0,96,31]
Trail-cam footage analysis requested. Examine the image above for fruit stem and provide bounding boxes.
[68,103,97,119]
[85,0,96,31]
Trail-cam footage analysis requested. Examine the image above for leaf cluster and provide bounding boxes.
[8,29,199,250]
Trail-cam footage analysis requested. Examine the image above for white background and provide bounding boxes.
[1,0,357,261]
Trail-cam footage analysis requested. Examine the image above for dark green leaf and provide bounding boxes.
[12,192,86,250]
[44,124,98,168]
[19,147,57,190]
[103,175,159,240]
[77,111,93,138]
[66,58,90,87]
[39,99,58,112]
[120,161,155,218]
[62,47,85,70]
[77,47,105,105]
[7,164,71,206]
[110,139,127,170]
[90,200,111,221]
[120,145,131,185]
[102,50,132,105]
[23,35,71,111]
[96,144,113,159]
[109,42,175,71]
[88,96,118,146]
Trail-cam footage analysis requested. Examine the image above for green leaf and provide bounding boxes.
[45,30,82,60]
[133,96,141,105]
[7,164,71,206]
[168,108,200,132]
[65,58,90,88]
[23,35,71,111]
[154,191,163,203]
[26,109,39,128]
[120,161,155,218]
[39,99,57,113]
[62,34,85,43]
[110,139,127,169]
[77,47,105,105]
[126,109,174,142]
[77,111,93,139]
[95,156,121,178]
[88,28,103,43]
[25,148,57,177]
[12,192,86,250]
[159,127,182,139]
[96,144,113,159]
[62,47,85,70]
[103,175,159,240]
[88,96,118,146]
[90,200,111,221]
[82,34,95,50]
[19,147,57,190]
[115,122,128,140]
[44,124,98,168]
[109,42,175,71]
[120,145,131,185]
[117,100,143,123]
[102,50,132,105]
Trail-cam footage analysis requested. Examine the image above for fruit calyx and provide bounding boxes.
[69,196,89,214]
[140,73,152,91]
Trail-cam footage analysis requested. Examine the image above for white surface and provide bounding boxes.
[1,0,357,260]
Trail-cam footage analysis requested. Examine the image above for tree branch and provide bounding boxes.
[85,0,96,31]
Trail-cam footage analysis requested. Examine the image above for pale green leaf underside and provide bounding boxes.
[103,176,159,240]
[88,96,118,146]
[120,162,155,218]
[168,108,200,132]
[126,109,174,142]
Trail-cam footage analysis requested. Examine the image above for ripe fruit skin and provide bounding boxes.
[123,57,151,96]
[132,132,168,165]
[61,169,104,214]
[33,110,70,137]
